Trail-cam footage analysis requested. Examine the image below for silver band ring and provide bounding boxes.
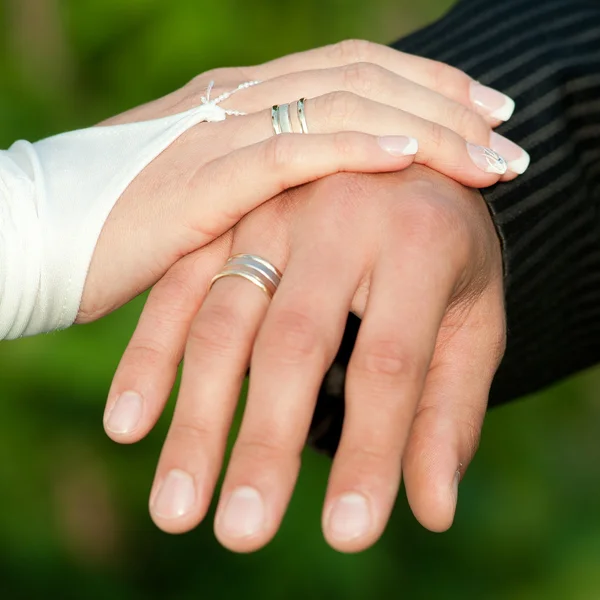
[209,253,283,300]
[296,98,309,134]
[271,106,282,135]
[278,103,293,133]
[271,99,309,136]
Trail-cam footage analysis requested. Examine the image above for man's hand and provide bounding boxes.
[106,165,506,553]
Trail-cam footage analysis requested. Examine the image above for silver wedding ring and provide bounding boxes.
[271,98,310,136]
[209,254,283,300]
[297,98,309,134]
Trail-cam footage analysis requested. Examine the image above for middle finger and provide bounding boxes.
[222,64,494,149]
[213,199,368,552]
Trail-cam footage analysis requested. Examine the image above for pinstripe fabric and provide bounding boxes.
[309,0,600,455]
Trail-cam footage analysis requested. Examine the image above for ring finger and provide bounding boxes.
[227,93,525,187]
[148,215,290,533]
[221,65,496,153]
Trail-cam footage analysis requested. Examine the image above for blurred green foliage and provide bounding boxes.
[2,0,600,598]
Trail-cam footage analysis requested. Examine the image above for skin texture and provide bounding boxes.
[78,40,525,324]
[69,40,520,553]
[107,166,506,554]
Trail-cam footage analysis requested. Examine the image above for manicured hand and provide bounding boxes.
[80,40,527,323]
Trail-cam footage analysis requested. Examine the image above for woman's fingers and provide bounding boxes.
[402,283,506,533]
[247,40,515,123]
[222,64,494,147]
[231,93,527,190]
[172,131,419,254]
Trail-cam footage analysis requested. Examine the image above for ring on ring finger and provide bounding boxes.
[271,99,310,136]
[210,253,283,300]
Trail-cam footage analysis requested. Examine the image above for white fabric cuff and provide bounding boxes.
[0,102,227,340]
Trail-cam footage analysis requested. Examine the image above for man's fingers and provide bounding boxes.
[321,200,460,553]
[213,212,364,552]
[148,207,293,534]
[247,40,514,123]
[149,276,272,534]
[402,284,506,532]
[104,241,230,443]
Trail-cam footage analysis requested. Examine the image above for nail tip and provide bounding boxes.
[508,151,531,174]
[490,97,516,121]
[404,137,419,156]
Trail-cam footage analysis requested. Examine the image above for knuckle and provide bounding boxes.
[330,131,361,161]
[429,60,465,97]
[354,340,421,380]
[331,39,374,63]
[341,62,380,95]
[168,421,213,445]
[448,103,490,144]
[188,303,246,355]
[261,309,321,363]
[149,270,196,319]
[425,120,447,153]
[321,90,363,128]
[263,135,295,171]
[234,435,300,465]
[399,196,459,249]
[308,171,374,226]
[124,337,177,369]
[338,443,397,477]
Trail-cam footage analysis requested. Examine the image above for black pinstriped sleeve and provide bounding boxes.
[308,0,600,455]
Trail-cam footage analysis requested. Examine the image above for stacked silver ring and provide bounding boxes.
[209,254,283,300]
[271,98,309,135]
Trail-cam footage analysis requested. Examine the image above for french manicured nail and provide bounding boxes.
[219,486,265,538]
[378,135,419,156]
[151,469,196,519]
[470,81,515,121]
[105,391,143,434]
[490,131,531,174]
[327,492,371,541]
[467,143,508,174]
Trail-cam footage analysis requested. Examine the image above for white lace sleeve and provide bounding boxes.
[0,101,232,340]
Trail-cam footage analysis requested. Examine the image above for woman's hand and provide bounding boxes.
[107,165,506,553]
[79,40,526,323]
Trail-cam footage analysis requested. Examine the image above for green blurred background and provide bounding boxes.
[2,0,600,598]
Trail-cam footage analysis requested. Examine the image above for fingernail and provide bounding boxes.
[467,143,508,175]
[470,81,515,121]
[105,391,143,434]
[327,492,371,541]
[151,469,196,519]
[219,486,265,538]
[378,135,419,156]
[490,132,530,174]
